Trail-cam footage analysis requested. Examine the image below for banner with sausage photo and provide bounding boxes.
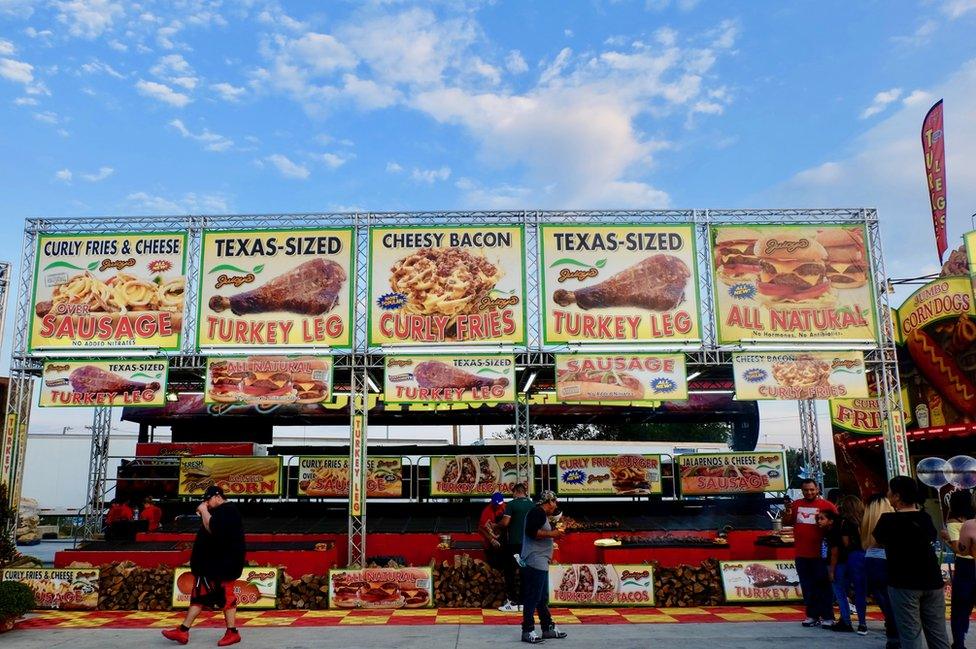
[39,359,168,407]
[298,456,403,498]
[895,276,976,427]
[329,567,432,609]
[29,232,187,351]
[554,353,687,404]
[732,351,869,400]
[539,224,700,344]
[196,228,355,350]
[172,567,278,609]
[178,456,282,497]
[549,564,655,607]
[677,451,788,496]
[555,455,663,495]
[710,225,878,344]
[383,354,515,404]
[719,561,802,603]
[205,356,332,406]
[429,455,529,497]
[368,225,526,345]
[2,568,100,610]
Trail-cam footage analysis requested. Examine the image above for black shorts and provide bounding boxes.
[189,576,237,611]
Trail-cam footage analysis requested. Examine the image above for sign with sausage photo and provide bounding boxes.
[383,354,515,404]
[178,456,282,497]
[732,351,869,400]
[329,567,432,609]
[172,567,278,609]
[2,568,100,610]
[677,451,787,496]
[554,353,687,403]
[555,455,663,495]
[429,455,530,497]
[205,356,332,406]
[368,225,526,345]
[548,564,655,607]
[298,456,403,498]
[39,359,169,408]
[29,232,187,351]
[710,225,878,343]
[539,224,700,344]
[196,228,354,349]
[719,561,802,603]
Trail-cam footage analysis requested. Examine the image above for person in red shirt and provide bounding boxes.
[783,478,838,627]
[105,498,134,525]
[142,496,163,532]
[479,492,508,571]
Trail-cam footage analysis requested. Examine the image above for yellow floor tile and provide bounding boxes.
[661,607,707,615]
[716,613,773,622]
[339,616,391,625]
[622,614,678,623]
[391,609,438,616]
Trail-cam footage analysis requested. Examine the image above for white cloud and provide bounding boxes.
[0,57,34,86]
[54,168,72,182]
[314,152,349,169]
[943,0,976,19]
[540,47,572,85]
[287,32,357,74]
[80,166,113,182]
[893,19,938,47]
[151,54,197,90]
[564,29,574,38]
[767,59,976,281]
[411,166,451,183]
[135,79,191,107]
[340,73,399,109]
[506,50,528,74]
[902,89,934,107]
[257,7,305,32]
[168,118,233,152]
[80,59,124,79]
[127,191,230,214]
[211,81,245,102]
[708,19,739,50]
[1,0,34,18]
[156,21,184,50]
[34,110,59,124]
[860,87,902,119]
[470,58,501,85]
[386,161,403,174]
[13,96,38,105]
[0,39,13,56]
[107,39,126,51]
[265,154,309,179]
[24,27,53,39]
[56,0,124,39]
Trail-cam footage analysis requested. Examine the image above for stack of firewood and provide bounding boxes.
[653,559,723,607]
[433,554,506,609]
[276,572,330,610]
[97,562,174,610]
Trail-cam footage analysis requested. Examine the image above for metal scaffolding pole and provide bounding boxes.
[797,400,823,488]
[80,407,112,540]
[348,213,370,567]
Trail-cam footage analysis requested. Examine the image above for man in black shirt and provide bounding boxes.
[163,486,246,647]
[873,476,949,649]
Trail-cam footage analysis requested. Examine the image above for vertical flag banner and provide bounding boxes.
[921,100,948,263]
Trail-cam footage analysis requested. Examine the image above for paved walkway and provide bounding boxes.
[1,620,909,649]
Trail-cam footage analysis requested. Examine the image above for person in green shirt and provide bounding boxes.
[499,482,534,612]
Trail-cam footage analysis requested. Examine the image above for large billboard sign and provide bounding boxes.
[368,226,526,345]
[710,225,877,344]
[539,224,699,344]
[197,229,355,349]
[30,232,187,351]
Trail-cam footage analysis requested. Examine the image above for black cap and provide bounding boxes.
[202,485,225,500]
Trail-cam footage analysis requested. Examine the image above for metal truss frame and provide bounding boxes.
[3,208,906,550]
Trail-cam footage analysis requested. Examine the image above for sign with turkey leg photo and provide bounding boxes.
[719,561,802,603]
[368,225,526,345]
[39,359,169,407]
[539,224,700,344]
[197,228,355,349]
[384,354,516,404]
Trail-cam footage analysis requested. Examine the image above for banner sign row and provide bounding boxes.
[28,224,881,352]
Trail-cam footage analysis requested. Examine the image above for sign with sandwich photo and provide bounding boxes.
[204,355,332,406]
[710,225,878,343]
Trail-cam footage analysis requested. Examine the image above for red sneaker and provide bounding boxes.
[217,630,241,647]
[161,627,190,645]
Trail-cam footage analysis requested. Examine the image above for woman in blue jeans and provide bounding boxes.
[862,493,899,648]
[820,496,868,634]
[942,490,976,649]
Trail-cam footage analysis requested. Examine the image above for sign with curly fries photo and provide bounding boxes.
[732,351,869,400]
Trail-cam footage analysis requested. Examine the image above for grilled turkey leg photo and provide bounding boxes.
[413,361,510,389]
[552,254,690,311]
[208,258,346,316]
[69,365,161,393]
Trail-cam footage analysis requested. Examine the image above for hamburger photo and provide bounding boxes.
[207,361,251,403]
[291,358,332,404]
[755,232,833,305]
[713,228,762,283]
[816,228,868,289]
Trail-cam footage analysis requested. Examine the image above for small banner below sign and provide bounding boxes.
[172,567,278,609]
[329,567,433,609]
[2,568,100,610]
[549,564,654,607]
[554,353,687,403]
[732,351,869,401]
[40,359,169,408]
[719,560,802,603]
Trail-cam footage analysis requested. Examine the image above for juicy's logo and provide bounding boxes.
[621,570,650,580]
[762,238,810,255]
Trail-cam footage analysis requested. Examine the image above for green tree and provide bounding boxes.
[785,448,838,489]
[500,421,731,444]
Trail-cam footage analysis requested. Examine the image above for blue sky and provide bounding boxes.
[3,0,976,506]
